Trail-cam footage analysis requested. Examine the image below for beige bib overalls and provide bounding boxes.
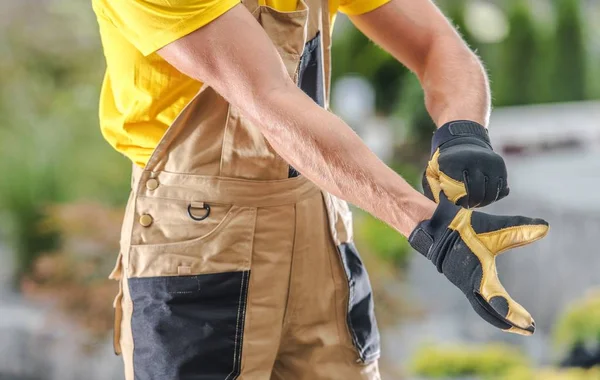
[110,0,381,378]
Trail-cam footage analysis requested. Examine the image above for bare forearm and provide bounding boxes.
[420,38,490,127]
[252,83,435,236]
[351,0,491,128]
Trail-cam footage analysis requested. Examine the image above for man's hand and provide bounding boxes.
[423,120,509,208]
[408,194,549,335]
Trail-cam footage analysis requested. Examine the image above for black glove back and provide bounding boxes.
[423,121,509,208]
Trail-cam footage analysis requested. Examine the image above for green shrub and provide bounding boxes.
[503,366,600,380]
[0,0,130,281]
[553,290,600,351]
[410,344,530,379]
[354,211,412,267]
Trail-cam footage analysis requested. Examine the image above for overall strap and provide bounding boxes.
[243,0,261,14]
[320,0,331,107]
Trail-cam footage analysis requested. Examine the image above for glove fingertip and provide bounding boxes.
[505,322,535,336]
[532,218,549,227]
[497,186,510,200]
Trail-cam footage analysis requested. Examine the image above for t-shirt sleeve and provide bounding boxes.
[93,0,240,56]
[338,0,391,16]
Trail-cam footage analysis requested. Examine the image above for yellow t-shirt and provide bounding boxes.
[93,0,390,167]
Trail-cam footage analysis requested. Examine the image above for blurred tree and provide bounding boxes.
[0,0,130,283]
[331,18,410,114]
[551,0,586,102]
[494,0,542,106]
[22,202,122,340]
[554,290,600,369]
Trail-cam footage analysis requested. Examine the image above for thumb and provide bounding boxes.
[476,267,536,335]
[470,212,549,255]
[473,292,536,336]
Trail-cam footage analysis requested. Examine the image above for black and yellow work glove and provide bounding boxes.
[408,194,549,335]
[423,120,509,208]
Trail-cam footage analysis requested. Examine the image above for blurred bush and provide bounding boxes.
[21,202,122,338]
[553,290,600,368]
[504,366,600,380]
[0,0,130,280]
[354,212,411,267]
[410,342,600,379]
[409,343,530,379]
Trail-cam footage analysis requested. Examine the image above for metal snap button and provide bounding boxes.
[146,178,159,191]
[139,214,153,227]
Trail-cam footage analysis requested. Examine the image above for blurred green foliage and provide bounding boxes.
[353,161,420,266]
[332,0,599,149]
[411,343,600,379]
[410,343,530,378]
[354,212,411,267]
[553,290,600,352]
[22,202,122,338]
[504,366,600,380]
[0,0,130,279]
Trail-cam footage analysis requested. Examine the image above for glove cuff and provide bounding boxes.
[408,196,460,259]
[431,120,491,154]
[408,227,434,257]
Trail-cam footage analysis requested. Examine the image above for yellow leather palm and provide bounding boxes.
[449,208,548,335]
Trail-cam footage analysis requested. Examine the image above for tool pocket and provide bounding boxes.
[124,197,256,379]
[128,204,257,277]
[128,270,250,379]
[322,193,381,364]
[133,196,235,246]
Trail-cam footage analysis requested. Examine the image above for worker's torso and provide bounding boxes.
[95,0,339,167]
[107,1,381,373]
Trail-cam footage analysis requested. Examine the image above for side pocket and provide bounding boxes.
[128,270,251,380]
[338,242,381,364]
[109,252,124,356]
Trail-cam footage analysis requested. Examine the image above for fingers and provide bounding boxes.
[480,176,503,207]
[493,222,548,254]
[463,170,486,207]
[460,171,508,208]
[470,292,535,336]
[439,170,507,208]
[476,256,536,335]
[496,178,510,201]
[470,212,549,254]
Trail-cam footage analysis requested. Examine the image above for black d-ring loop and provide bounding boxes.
[187,203,211,221]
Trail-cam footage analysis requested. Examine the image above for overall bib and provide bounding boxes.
[110,0,381,378]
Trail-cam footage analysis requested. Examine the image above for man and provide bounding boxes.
[93,0,549,379]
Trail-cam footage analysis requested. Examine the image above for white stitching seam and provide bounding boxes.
[233,271,250,378]
[224,270,248,380]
